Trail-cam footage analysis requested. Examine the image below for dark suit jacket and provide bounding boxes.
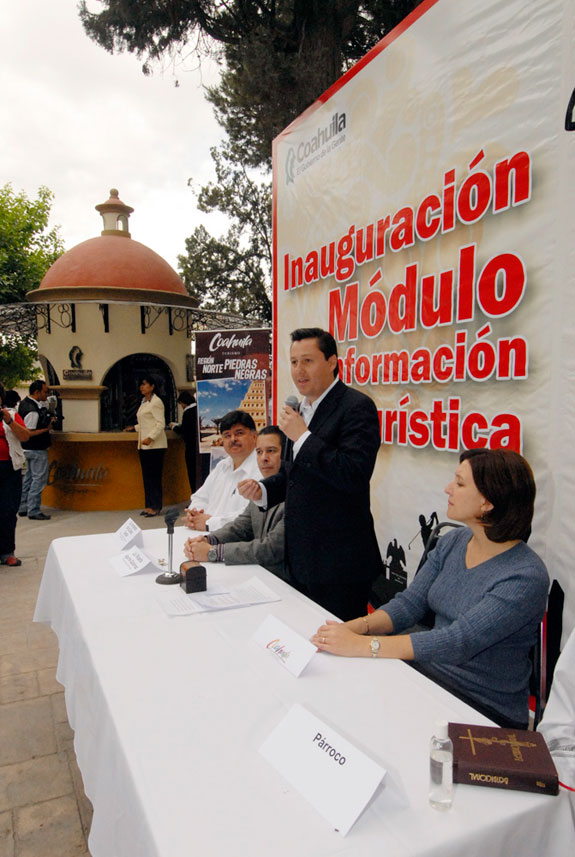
[172,405,197,449]
[210,501,286,581]
[172,404,198,491]
[263,380,384,620]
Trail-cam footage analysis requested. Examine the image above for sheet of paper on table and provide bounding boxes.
[157,576,281,617]
[109,547,160,577]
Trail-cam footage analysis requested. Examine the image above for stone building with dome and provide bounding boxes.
[24,189,252,511]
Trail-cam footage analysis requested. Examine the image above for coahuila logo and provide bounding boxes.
[285,111,347,184]
[266,638,291,662]
[209,332,253,352]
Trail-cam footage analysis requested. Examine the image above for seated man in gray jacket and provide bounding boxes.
[184,426,285,579]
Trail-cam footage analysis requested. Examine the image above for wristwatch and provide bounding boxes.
[207,547,218,562]
[370,637,380,658]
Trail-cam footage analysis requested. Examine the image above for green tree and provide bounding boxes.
[80,1,421,314]
[0,339,39,390]
[0,184,64,304]
[179,146,272,320]
[0,184,63,386]
[79,1,422,167]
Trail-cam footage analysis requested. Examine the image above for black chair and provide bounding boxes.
[530,580,564,728]
[530,617,546,728]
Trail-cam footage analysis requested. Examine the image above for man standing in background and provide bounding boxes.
[18,379,54,521]
[170,391,198,493]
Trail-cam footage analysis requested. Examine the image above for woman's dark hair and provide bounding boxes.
[460,448,535,542]
[4,390,21,408]
[139,376,157,392]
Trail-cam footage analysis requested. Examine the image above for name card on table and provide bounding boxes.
[252,615,316,677]
[115,518,143,549]
[109,546,157,577]
[259,703,386,836]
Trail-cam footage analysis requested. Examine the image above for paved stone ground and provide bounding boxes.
[0,507,181,857]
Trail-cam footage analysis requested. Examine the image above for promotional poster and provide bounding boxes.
[195,328,271,452]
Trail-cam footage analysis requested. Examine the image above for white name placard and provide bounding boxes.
[252,615,316,677]
[115,517,143,549]
[259,703,385,836]
[109,547,156,577]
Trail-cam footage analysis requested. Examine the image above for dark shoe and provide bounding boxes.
[28,513,51,521]
[142,510,161,518]
[18,510,27,517]
[1,556,22,566]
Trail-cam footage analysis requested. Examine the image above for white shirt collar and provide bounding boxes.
[222,447,258,474]
[300,376,339,422]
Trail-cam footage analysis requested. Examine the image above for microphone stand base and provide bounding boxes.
[155,572,182,585]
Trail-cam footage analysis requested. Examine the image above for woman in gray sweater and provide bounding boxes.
[312,449,549,728]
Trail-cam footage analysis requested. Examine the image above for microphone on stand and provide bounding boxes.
[155,507,182,585]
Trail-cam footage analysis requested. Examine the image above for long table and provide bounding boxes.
[34,527,574,857]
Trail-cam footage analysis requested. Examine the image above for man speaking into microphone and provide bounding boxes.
[239,327,384,620]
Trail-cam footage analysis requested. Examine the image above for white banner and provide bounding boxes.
[273,0,575,638]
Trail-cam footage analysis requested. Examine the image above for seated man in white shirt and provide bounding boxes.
[183,426,285,579]
[185,410,260,532]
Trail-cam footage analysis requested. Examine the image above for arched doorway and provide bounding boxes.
[39,356,60,387]
[100,354,177,431]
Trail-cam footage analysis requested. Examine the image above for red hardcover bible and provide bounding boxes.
[448,722,559,795]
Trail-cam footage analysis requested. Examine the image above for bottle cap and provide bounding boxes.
[435,720,449,739]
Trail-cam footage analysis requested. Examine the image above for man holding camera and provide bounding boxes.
[18,380,55,521]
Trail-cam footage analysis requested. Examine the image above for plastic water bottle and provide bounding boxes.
[429,720,453,810]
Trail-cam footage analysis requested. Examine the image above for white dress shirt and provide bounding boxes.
[188,448,260,531]
[291,376,339,459]
[256,377,340,509]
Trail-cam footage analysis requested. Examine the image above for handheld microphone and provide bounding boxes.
[285,395,300,412]
[283,396,300,462]
[156,506,183,585]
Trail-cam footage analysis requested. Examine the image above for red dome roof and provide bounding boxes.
[39,234,187,295]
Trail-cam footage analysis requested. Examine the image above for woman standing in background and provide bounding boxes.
[125,376,167,517]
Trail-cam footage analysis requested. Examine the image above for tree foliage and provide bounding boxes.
[0,184,64,304]
[179,147,272,321]
[0,184,62,386]
[80,1,422,168]
[0,339,38,390]
[80,1,422,315]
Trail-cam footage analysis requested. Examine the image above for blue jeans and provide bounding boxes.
[19,450,49,517]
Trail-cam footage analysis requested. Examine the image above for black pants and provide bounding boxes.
[138,449,165,511]
[0,461,23,558]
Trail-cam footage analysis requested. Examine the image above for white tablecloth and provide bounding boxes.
[34,527,574,857]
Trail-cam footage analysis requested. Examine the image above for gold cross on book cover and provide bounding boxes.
[448,723,559,795]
